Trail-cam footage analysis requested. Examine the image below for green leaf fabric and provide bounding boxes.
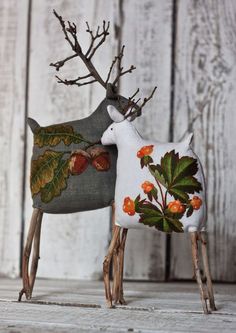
[34,125,89,147]
[40,159,70,203]
[152,150,202,202]
[30,150,64,195]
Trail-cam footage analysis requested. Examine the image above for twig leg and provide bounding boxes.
[103,226,121,308]
[111,203,120,302]
[200,231,217,311]
[29,211,43,294]
[190,232,210,314]
[18,208,40,301]
[118,228,128,305]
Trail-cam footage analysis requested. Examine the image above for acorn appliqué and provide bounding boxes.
[88,146,110,172]
[69,150,90,175]
[69,146,111,176]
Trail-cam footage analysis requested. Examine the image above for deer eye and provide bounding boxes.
[110,128,113,131]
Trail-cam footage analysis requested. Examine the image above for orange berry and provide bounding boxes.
[190,196,202,210]
[137,150,144,158]
[169,204,180,213]
[178,204,186,213]
[123,197,135,216]
[137,145,154,158]
[141,181,154,194]
[168,200,185,213]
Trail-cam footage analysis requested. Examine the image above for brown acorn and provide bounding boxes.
[69,150,90,175]
[88,146,111,172]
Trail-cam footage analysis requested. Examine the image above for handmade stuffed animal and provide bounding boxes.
[101,104,216,314]
[18,10,141,302]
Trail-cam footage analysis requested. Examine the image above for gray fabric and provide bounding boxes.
[30,95,129,214]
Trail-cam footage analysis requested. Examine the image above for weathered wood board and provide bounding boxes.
[0,0,29,277]
[120,0,173,280]
[170,0,236,281]
[24,0,119,279]
[1,279,236,333]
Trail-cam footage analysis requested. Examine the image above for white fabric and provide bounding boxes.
[101,107,207,233]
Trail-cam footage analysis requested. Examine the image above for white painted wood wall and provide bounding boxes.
[0,0,235,282]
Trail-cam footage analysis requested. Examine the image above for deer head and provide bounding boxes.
[101,87,157,145]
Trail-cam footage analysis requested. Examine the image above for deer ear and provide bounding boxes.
[107,105,124,123]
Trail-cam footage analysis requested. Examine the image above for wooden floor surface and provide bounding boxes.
[0,278,235,332]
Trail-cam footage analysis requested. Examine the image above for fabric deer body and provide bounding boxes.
[102,107,206,232]
[28,96,128,214]
[18,10,139,302]
[101,105,216,314]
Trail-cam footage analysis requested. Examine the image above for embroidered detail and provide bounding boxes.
[31,146,111,204]
[122,148,203,233]
[34,124,91,147]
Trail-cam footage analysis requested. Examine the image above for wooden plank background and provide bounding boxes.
[0,0,28,277]
[0,0,235,282]
[170,0,236,282]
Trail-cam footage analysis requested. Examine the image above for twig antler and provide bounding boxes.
[123,86,157,119]
[110,45,136,86]
[50,10,136,90]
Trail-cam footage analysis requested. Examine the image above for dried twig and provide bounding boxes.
[50,54,78,71]
[50,10,107,88]
[85,21,110,59]
[55,73,97,87]
[112,45,136,86]
[50,10,137,91]
[124,86,157,119]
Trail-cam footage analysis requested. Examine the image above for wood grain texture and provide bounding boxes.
[0,0,28,277]
[170,0,236,281]
[120,0,173,280]
[1,279,236,332]
[24,0,119,279]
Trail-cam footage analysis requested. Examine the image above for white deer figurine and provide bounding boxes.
[101,104,216,314]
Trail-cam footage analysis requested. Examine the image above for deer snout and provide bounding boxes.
[101,126,115,146]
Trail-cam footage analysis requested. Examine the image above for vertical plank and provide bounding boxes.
[0,0,28,277]
[171,0,236,281]
[25,0,119,279]
[120,0,173,280]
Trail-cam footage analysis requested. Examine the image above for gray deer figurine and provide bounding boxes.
[18,10,156,302]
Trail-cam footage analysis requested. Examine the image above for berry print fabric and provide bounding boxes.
[101,112,207,233]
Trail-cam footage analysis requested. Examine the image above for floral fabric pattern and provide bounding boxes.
[122,145,203,233]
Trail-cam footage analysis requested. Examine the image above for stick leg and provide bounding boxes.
[190,232,210,314]
[200,231,217,311]
[18,208,40,301]
[103,225,121,308]
[118,228,128,305]
[111,203,120,302]
[29,211,43,295]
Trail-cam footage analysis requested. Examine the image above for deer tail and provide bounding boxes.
[183,133,193,146]
[27,117,40,134]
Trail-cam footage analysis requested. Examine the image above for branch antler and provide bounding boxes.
[111,45,136,86]
[50,10,135,91]
[85,21,110,59]
[123,86,157,120]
